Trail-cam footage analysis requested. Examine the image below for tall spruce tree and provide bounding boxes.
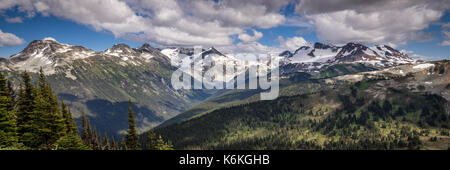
[5,80,15,111]
[16,71,39,148]
[61,102,78,135]
[37,68,65,144]
[102,132,110,150]
[121,139,128,150]
[125,99,140,150]
[0,73,17,148]
[111,137,118,150]
[33,69,68,149]
[92,127,99,150]
[147,128,157,150]
[81,112,89,145]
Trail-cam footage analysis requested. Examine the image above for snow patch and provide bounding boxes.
[413,63,434,69]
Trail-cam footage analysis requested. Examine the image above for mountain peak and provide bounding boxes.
[42,37,58,42]
[110,43,131,50]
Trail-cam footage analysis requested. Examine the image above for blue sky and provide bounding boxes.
[0,0,449,60]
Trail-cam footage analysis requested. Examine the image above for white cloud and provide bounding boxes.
[238,30,263,42]
[296,0,448,46]
[443,30,450,38]
[5,16,23,23]
[401,49,442,61]
[278,36,308,51]
[443,23,450,28]
[439,40,450,46]
[440,27,450,46]
[0,0,290,47]
[0,29,26,47]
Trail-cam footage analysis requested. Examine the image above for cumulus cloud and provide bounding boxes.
[278,36,308,51]
[0,29,26,47]
[0,0,290,48]
[443,23,450,28]
[438,40,450,46]
[295,0,448,46]
[440,25,450,46]
[238,30,263,42]
[5,16,23,23]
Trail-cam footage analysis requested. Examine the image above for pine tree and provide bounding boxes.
[5,80,15,111]
[156,135,165,150]
[37,68,65,144]
[16,71,39,148]
[0,72,17,148]
[155,135,174,150]
[121,139,128,150]
[54,134,90,150]
[110,137,117,150]
[147,128,157,150]
[61,102,78,135]
[92,127,99,150]
[86,119,93,147]
[102,132,110,150]
[125,99,140,150]
[81,112,89,145]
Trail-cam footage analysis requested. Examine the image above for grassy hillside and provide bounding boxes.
[150,61,450,150]
[158,63,376,127]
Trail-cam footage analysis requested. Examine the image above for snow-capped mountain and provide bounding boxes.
[282,42,414,65]
[5,38,95,74]
[279,42,415,74]
[0,39,416,82]
[1,38,170,74]
[0,39,212,137]
[161,46,244,82]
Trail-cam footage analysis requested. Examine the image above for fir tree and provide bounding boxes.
[54,134,90,150]
[125,99,140,150]
[5,80,15,111]
[16,72,34,145]
[121,139,128,150]
[37,68,65,144]
[147,128,157,150]
[61,102,78,135]
[0,73,17,148]
[81,112,89,145]
[92,127,99,150]
[86,119,93,147]
[156,135,166,150]
[102,132,110,150]
[110,137,117,150]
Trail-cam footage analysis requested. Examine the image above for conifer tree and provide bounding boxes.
[92,128,99,150]
[156,135,165,150]
[0,73,17,148]
[155,135,174,150]
[81,112,89,145]
[147,128,157,150]
[37,68,65,144]
[121,139,128,150]
[102,132,110,150]
[5,80,15,111]
[61,102,78,135]
[86,119,93,147]
[125,99,140,150]
[110,137,115,150]
[16,71,39,148]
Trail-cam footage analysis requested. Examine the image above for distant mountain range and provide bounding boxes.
[0,38,418,136]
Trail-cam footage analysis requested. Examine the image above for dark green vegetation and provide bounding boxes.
[153,61,450,150]
[0,69,172,150]
[159,63,374,127]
